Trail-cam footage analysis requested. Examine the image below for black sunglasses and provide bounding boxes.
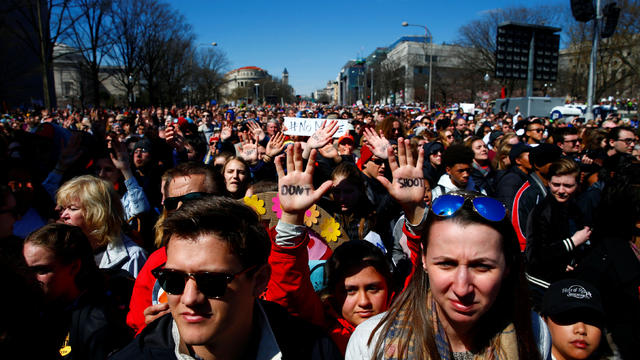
[163,192,209,211]
[369,158,385,165]
[151,265,257,299]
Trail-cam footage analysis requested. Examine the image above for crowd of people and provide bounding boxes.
[1,101,639,359]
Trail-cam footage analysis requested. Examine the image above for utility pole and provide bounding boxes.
[586,0,602,121]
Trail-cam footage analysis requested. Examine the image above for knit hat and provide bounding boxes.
[357,145,374,170]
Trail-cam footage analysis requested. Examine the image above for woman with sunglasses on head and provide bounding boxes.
[346,190,551,359]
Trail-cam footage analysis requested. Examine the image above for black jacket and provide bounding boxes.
[525,195,589,287]
[495,166,529,210]
[110,300,341,360]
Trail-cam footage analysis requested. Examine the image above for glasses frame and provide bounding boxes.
[151,264,258,299]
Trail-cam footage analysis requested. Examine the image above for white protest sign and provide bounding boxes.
[283,117,352,138]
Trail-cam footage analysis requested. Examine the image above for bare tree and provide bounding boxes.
[107,0,150,106]
[191,47,230,104]
[1,0,80,108]
[64,0,114,106]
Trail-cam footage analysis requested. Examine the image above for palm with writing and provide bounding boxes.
[363,127,390,159]
[220,122,233,141]
[377,138,426,223]
[276,143,333,225]
[240,135,259,164]
[302,120,339,159]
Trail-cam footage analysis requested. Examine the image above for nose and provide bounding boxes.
[356,290,373,309]
[574,321,587,335]
[452,267,473,298]
[181,277,205,307]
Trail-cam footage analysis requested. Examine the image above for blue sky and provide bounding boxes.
[168,0,563,96]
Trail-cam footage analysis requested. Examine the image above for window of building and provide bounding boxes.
[63,81,73,96]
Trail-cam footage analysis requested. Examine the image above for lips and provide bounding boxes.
[570,340,588,349]
[356,311,374,319]
[450,299,474,314]
[181,312,211,323]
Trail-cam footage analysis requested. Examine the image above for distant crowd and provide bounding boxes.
[1,101,640,359]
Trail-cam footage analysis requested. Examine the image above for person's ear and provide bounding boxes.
[69,258,82,279]
[252,263,271,297]
[445,166,451,175]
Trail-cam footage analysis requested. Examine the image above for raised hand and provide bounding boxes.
[318,143,339,161]
[164,126,184,150]
[265,132,285,158]
[240,135,259,164]
[377,137,426,224]
[110,138,134,180]
[247,120,266,142]
[220,122,233,141]
[275,142,333,225]
[363,127,390,159]
[302,119,339,159]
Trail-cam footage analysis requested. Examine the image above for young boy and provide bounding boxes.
[542,279,604,360]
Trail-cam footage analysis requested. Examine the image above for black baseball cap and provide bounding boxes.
[509,143,531,164]
[542,279,604,317]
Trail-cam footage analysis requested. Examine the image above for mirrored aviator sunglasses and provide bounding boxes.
[431,193,506,222]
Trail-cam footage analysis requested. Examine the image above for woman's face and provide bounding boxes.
[549,174,578,203]
[331,176,361,213]
[224,160,247,195]
[546,316,601,360]
[23,242,78,302]
[422,220,507,333]
[339,265,389,326]
[58,201,87,231]
[472,140,489,162]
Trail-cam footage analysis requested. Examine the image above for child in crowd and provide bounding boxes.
[542,279,604,360]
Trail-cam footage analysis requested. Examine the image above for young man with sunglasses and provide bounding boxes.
[525,119,545,146]
[125,162,220,335]
[112,197,340,359]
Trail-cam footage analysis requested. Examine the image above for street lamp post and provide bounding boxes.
[254,83,260,104]
[402,21,433,109]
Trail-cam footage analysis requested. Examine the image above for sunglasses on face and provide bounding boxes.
[163,192,209,211]
[369,158,385,165]
[528,128,544,133]
[151,265,257,299]
[431,193,506,222]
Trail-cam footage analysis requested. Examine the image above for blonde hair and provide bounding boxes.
[56,175,124,247]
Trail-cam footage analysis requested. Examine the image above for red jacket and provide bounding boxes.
[126,247,167,335]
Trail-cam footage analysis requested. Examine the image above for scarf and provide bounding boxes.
[380,293,519,360]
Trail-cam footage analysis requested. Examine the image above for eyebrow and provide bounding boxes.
[430,256,499,265]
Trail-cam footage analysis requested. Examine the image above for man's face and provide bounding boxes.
[526,124,544,143]
[165,234,263,348]
[611,129,635,154]
[446,163,471,188]
[133,147,151,168]
[455,119,466,131]
[266,122,278,136]
[560,134,581,155]
[363,156,385,178]
[516,152,532,172]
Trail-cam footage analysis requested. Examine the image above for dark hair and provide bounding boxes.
[371,191,538,359]
[25,223,100,290]
[556,127,578,143]
[442,144,474,168]
[607,126,635,142]
[162,196,270,269]
[323,241,393,314]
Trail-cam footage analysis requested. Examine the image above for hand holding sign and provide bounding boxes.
[377,137,427,224]
[275,143,333,226]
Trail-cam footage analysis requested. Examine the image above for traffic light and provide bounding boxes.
[571,0,596,22]
[601,3,621,38]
